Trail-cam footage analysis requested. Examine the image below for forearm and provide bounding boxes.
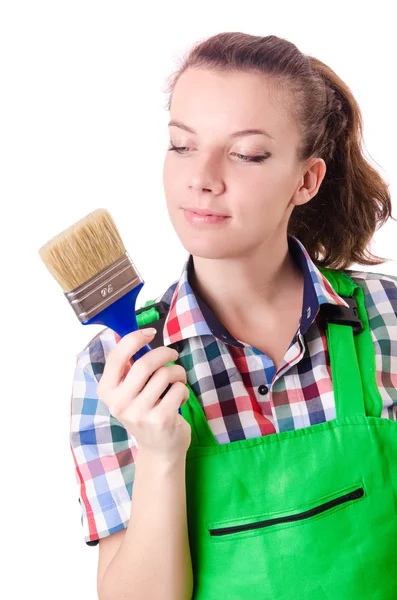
[98,451,193,600]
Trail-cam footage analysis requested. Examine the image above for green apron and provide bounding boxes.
[137,269,397,599]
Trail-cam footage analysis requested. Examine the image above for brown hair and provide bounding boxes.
[163,32,396,270]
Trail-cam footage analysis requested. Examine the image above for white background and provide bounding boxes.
[1,1,396,598]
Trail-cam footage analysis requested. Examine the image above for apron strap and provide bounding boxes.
[326,319,366,419]
[318,268,383,419]
[180,382,219,448]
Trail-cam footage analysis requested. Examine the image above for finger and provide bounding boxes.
[122,345,179,397]
[104,329,157,389]
[154,381,190,418]
[134,363,187,412]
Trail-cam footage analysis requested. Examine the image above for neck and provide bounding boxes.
[190,235,304,325]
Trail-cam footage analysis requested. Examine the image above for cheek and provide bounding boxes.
[163,156,173,186]
[163,160,183,206]
[237,166,293,213]
[235,193,286,239]
[240,203,274,231]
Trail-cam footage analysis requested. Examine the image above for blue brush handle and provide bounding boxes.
[82,282,181,414]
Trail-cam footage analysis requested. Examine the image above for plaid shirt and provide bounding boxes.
[70,235,397,545]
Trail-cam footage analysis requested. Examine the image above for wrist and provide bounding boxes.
[136,449,187,473]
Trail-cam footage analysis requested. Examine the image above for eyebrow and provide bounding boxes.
[168,119,275,141]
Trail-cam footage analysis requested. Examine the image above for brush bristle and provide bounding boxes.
[38,208,126,292]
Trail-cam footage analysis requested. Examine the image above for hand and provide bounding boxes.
[97,328,191,462]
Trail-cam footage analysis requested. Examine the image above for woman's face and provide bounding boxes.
[163,67,315,260]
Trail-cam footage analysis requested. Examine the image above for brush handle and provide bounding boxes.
[82,284,181,414]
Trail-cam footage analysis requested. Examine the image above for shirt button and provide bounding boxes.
[258,385,269,395]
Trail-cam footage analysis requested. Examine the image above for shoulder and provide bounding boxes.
[346,269,397,416]
[346,268,397,287]
[344,268,397,321]
[75,327,119,383]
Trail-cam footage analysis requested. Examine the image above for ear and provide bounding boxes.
[292,157,327,207]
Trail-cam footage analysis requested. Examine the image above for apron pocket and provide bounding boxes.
[208,484,364,538]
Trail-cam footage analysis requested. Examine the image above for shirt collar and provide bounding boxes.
[162,234,350,347]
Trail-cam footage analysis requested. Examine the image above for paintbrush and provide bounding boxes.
[38,207,178,409]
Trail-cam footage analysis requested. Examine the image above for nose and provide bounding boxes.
[191,180,211,193]
[190,167,225,195]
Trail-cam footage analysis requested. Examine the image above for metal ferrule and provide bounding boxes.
[64,252,143,322]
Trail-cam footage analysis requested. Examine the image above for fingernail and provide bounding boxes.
[142,327,157,337]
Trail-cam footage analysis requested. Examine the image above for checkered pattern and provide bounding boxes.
[70,235,397,545]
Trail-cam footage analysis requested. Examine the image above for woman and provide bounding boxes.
[70,32,397,599]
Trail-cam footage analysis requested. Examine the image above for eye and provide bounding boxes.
[233,152,270,163]
[167,142,190,154]
[167,142,270,163]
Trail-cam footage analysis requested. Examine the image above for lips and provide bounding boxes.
[183,209,230,225]
[184,207,229,217]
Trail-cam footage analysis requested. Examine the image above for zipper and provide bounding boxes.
[209,486,364,537]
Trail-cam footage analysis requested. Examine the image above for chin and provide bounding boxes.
[178,233,243,260]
